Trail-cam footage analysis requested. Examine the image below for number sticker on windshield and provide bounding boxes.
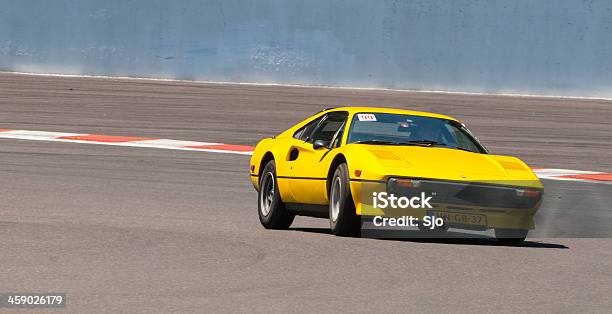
[357,114,377,121]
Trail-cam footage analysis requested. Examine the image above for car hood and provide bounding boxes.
[354,145,539,183]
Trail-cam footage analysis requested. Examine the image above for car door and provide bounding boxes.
[285,111,348,204]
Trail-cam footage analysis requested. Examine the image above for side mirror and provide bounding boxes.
[313,140,330,150]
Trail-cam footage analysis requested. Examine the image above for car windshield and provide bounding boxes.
[347,113,486,153]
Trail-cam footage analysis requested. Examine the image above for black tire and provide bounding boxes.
[329,163,360,236]
[495,228,528,245]
[258,160,295,229]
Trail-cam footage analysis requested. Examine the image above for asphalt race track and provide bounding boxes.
[1,73,611,312]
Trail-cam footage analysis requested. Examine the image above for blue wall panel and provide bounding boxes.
[1,0,611,97]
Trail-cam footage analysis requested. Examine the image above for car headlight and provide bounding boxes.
[515,188,541,198]
[388,178,422,189]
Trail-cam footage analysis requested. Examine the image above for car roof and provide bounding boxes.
[326,106,458,122]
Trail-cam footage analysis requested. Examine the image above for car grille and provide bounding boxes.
[387,178,542,209]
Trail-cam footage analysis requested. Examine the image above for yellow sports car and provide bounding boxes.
[250,107,543,243]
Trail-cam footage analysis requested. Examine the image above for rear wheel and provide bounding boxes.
[495,228,528,245]
[329,163,360,236]
[258,160,295,229]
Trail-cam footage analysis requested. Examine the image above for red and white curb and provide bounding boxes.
[0,129,610,183]
[531,168,612,183]
[0,129,253,156]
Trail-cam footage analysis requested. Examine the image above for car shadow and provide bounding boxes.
[289,227,569,249]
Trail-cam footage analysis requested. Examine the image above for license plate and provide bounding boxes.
[427,211,487,227]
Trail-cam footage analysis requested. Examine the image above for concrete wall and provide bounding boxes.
[1,0,611,98]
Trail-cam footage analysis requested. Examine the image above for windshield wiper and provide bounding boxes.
[354,139,446,146]
[352,140,404,145]
[407,140,446,147]
[353,140,477,153]
[408,140,477,152]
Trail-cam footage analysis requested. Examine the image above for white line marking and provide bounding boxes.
[0,130,253,156]
[0,130,84,139]
[532,169,600,180]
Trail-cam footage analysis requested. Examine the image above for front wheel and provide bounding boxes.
[329,163,360,236]
[258,160,295,229]
[494,228,528,245]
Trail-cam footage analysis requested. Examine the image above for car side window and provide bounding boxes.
[293,116,324,141]
[308,112,348,144]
